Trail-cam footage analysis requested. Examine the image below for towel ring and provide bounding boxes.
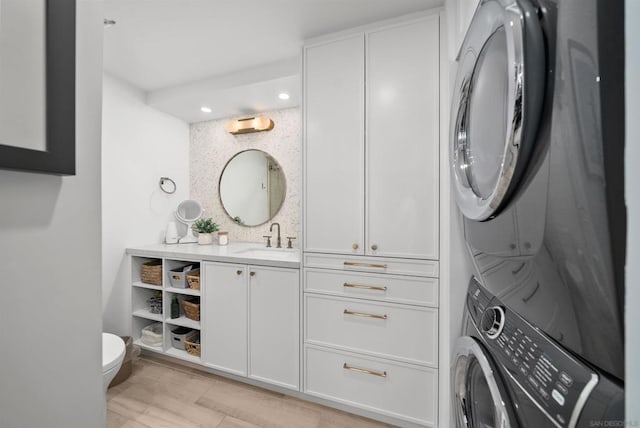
[159,177,176,194]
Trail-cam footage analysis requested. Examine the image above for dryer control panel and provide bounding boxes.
[467,279,598,427]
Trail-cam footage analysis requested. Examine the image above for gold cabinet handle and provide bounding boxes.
[343,309,387,320]
[236,270,243,275]
[371,244,378,251]
[343,283,387,292]
[352,243,359,250]
[344,261,387,269]
[250,271,256,277]
[343,363,387,378]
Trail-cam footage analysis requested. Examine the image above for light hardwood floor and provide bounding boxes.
[107,354,393,428]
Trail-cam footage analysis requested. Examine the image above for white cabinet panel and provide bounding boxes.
[305,294,438,366]
[303,252,439,277]
[304,35,365,255]
[305,345,438,427]
[366,17,440,259]
[202,262,247,376]
[249,266,300,390]
[304,268,438,307]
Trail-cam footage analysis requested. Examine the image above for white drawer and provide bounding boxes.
[304,268,438,307]
[304,252,438,277]
[305,294,438,367]
[304,345,438,427]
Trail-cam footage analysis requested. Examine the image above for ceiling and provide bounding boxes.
[103,0,443,122]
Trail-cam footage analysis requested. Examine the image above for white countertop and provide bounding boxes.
[126,241,300,269]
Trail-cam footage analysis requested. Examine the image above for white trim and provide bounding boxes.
[303,8,444,48]
[438,8,453,428]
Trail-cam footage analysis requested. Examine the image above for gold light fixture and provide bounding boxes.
[225,116,274,135]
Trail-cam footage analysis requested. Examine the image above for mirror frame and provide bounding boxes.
[218,149,287,227]
[0,0,76,175]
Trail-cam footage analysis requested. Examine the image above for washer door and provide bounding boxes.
[451,0,545,221]
[452,336,515,428]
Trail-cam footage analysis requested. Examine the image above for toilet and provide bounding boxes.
[102,333,125,393]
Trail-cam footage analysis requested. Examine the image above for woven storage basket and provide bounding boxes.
[186,269,200,290]
[184,332,201,357]
[181,297,201,321]
[141,260,162,286]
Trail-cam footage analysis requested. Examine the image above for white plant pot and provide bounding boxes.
[197,233,213,245]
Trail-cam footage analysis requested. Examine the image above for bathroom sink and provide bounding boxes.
[232,247,298,260]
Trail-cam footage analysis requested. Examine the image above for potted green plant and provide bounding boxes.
[193,218,219,245]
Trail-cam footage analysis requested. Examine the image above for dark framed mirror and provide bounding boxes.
[0,0,76,175]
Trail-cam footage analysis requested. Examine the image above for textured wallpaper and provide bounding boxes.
[190,107,301,244]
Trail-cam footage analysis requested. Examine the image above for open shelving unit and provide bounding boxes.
[131,256,202,362]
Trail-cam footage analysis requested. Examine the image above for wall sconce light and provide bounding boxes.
[225,116,274,135]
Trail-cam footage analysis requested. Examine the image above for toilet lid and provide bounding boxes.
[102,333,125,372]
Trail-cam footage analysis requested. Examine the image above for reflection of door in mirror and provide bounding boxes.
[268,158,285,218]
[219,150,286,227]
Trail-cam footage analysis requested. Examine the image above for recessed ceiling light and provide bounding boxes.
[278,92,290,100]
[200,106,212,113]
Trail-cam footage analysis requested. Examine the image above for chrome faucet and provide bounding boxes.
[269,222,281,248]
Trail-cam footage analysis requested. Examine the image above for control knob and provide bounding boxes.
[480,306,506,339]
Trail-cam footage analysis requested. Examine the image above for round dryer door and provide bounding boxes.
[452,336,514,428]
[451,0,545,221]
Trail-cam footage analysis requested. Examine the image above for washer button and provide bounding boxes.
[552,389,565,406]
[529,376,540,389]
[539,388,550,400]
[559,372,573,387]
[556,382,569,395]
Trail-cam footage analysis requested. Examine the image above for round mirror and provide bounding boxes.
[175,200,203,243]
[219,150,286,227]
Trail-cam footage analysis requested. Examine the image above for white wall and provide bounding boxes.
[0,2,105,427]
[625,0,640,423]
[101,74,190,335]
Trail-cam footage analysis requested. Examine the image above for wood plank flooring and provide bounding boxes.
[107,355,392,428]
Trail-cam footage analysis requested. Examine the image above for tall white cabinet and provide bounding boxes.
[303,13,441,427]
[304,15,439,260]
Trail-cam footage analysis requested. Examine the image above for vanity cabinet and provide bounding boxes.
[304,14,439,260]
[202,262,248,376]
[202,261,300,390]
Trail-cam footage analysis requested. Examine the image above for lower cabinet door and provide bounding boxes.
[249,266,300,390]
[305,345,438,427]
[203,262,248,376]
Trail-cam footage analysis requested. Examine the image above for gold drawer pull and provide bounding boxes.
[343,283,387,292]
[343,261,387,269]
[343,363,387,378]
[343,309,388,320]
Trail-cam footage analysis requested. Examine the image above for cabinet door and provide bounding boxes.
[304,35,365,255]
[248,266,299,390]
[366,17,440,259]
[202,262,247,376]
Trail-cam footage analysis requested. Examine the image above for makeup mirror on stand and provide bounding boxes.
[175,200,203,243]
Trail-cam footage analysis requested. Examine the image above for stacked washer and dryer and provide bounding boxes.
[450,0,625,427]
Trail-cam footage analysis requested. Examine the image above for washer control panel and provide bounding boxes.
[467,279,597,427]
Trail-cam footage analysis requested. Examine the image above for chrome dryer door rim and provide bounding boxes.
[451,0,545,221]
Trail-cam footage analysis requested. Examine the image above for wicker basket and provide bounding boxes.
[181,297,200,321]
[186,269,200,290]
[141,260,162,286]
[184,332,201,357]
